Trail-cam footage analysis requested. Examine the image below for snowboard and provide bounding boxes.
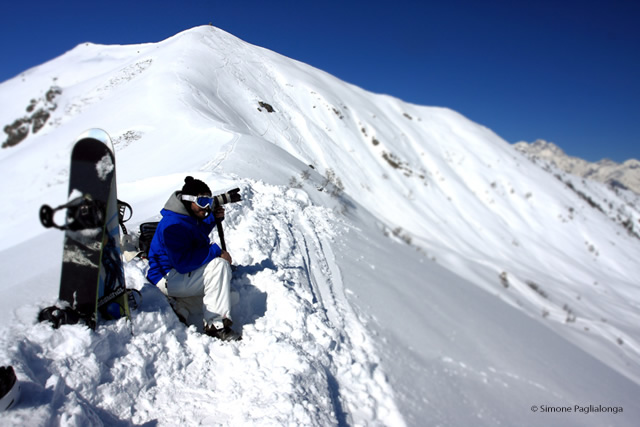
[39,129,129,329]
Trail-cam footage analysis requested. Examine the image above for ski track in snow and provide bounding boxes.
[0,179,403,426]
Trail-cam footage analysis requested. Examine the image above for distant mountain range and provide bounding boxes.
[514,139,640,195]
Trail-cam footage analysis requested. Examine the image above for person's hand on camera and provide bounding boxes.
[213,206,225,220]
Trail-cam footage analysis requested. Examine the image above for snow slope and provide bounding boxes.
[1,26,639,426]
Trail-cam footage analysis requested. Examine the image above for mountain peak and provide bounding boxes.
[514,140,640,194]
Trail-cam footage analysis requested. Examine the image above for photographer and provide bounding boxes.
[147,176,241,341]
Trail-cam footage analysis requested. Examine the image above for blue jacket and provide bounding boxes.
[147,191,222,285]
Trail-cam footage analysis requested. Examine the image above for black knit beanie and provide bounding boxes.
[181,176,211,196]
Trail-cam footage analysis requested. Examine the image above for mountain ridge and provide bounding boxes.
[514,139,640,194]
[0,26,639,426]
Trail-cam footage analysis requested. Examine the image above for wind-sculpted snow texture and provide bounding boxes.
[1,26,639,426]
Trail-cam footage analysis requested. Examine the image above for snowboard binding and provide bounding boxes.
[117,199,132,234]
[37,305,93,329]
[40,196,106,231]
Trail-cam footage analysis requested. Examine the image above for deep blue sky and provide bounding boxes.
[1,0,638,162]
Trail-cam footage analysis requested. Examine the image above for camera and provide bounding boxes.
[212,188,242,207]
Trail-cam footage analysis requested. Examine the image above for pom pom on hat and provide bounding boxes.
[181,176,211,196]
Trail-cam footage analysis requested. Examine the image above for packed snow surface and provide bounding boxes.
[1,26,639,426]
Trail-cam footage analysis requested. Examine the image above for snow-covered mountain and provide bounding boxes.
[1,26,639,426]
[515,139,640,195]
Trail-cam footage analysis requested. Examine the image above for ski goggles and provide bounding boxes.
[181,194,214,209]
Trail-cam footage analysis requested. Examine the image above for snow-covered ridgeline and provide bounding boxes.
[515,139,640,195]
[0,25,639,426]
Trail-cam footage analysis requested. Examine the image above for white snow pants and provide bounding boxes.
[156,257,232,329]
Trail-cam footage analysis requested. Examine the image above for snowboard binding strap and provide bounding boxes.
[117,199,132,235]
[40,196,106,231]
[38,305,90,329]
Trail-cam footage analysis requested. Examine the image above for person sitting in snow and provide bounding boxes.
[146,176,241,341]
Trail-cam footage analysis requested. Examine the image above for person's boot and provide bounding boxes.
[204,318,242,341]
